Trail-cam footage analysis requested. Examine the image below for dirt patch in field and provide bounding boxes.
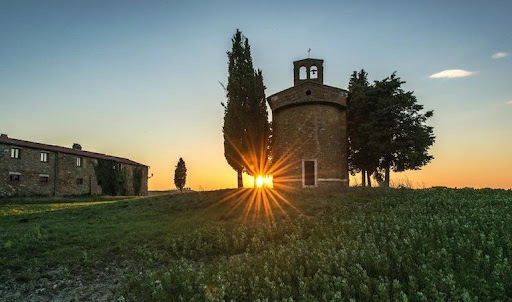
[0,262,135,302]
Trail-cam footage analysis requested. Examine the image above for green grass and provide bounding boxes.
[1,188,511,301]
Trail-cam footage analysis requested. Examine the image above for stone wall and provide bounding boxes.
[272,104,348,189]
[0,143,55,196]
[0,143,148,197]
[120,164,149,196]
[54,153,102,196]
[268,81,347,112]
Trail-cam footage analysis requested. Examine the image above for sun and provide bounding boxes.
[254,175,273,188]
[256,176,265,188]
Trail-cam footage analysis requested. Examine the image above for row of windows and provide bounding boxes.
[8,172,84,185]
[9,148,83,167]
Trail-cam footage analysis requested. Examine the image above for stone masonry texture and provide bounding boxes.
[267,58,349,189]
[0,137,148,197]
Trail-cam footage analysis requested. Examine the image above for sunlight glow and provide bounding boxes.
[255,175,273,188]
[207,133,306,223]
[256,176,264,188]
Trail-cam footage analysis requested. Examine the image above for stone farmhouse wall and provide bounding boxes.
[0,140,148,197]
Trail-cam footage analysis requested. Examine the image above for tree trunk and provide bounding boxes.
[237,170,243,188]
[384,164,390,188]
[361,170,366,187]
[367,172,372,188]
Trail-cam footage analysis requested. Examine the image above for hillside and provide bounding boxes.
[1,188,511,301]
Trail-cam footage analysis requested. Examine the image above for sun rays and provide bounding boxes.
[208,186,301,224]
[201,132,314,223]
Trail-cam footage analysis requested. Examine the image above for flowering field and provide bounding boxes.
[1,188,511,301]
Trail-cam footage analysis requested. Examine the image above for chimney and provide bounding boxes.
[72,143,82,150]
[0,134,7,138]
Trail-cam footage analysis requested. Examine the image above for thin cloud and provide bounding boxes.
[492,52,508,59]
[429,69,475,79]
[506,100,512,104]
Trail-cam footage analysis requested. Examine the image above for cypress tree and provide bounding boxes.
[174,158,187,192]
[246,69,270,177]
[222,29,269,188]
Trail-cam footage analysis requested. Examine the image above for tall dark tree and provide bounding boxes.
[246,69,270,177]
[347,70,380,187]
[371,73,435,187]
[174,158,187,193]
[347,71,435,187]
[222,29,269,188]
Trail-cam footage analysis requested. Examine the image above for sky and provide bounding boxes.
[1,0,511,190]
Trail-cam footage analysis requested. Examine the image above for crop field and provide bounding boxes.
[1,188,511,301]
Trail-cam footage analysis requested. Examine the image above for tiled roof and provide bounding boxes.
[0,135,147,167]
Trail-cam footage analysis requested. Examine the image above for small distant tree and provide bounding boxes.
[174,158,187,192]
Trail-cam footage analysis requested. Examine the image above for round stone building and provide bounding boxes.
[267,58,349,188]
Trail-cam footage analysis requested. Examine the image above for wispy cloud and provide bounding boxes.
[492,52,508,59]
[506,100,512,104]
[429,69,475,79]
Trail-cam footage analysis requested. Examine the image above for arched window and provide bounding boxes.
[310,65,318,79]
[299,66,307,79]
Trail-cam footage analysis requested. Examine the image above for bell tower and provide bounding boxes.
[293,58,324,86]
[268,57,349,189]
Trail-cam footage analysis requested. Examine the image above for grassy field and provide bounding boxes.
[0,188,511,301]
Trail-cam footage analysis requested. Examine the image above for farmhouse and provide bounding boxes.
[267,58,349,188]
[0,134,148,197]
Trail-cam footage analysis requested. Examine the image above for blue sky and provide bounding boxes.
[1,0,511,189]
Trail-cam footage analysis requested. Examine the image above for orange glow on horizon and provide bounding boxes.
[146,122,512,191]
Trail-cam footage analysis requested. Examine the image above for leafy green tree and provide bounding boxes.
[347,71,435,187]
[347,70,380,187]
[370,73,435,187]
[222,29,269,188]
[94,159,126,196]
[174,158,187,192]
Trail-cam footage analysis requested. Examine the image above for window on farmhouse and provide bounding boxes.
[41,152,49,163]
[9,173,21,182]
[39,175,49,183]
[10,148,20,159]
[77,157,82,167]
[76,178,83,185]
